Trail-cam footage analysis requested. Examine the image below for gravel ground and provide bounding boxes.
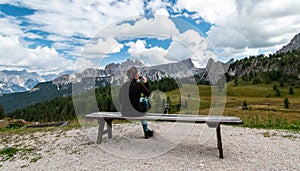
[0,122,299,171]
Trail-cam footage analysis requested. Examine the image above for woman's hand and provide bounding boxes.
[142,76,147,83]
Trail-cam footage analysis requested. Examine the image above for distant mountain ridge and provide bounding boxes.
[0,70,73,94]
[0,58,205,113]
[52,58,199,88]
[0,69,44,93]
[0,57,235,96]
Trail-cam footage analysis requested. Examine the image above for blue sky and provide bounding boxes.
[1,0,300,75]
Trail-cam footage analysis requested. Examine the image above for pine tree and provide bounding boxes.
[289,87,294,95]
[273,84,278,91]
[275,88,281,96]
[273,85,281,96]
[279,77,285,87]
[284,98,290,109]
[0,105,4,119]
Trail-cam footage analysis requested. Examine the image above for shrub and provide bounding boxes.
[242,100,248,110]
[284,98,290,109]
[5,120,26,129]
[289,87,294,95]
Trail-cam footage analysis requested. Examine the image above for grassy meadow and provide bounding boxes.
[161,80,300,130]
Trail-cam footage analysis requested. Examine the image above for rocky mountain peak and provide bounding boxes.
[119,59,145,69]
[276,33,300,54]
[179,58,195,68]
[140,58,196,79]
[105,63,120,71]
[204,58,230,84]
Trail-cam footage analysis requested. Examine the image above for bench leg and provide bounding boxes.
[97,119,105,144]
[106,119,113,139]
[216,124,224,159]
[96,119,113,144]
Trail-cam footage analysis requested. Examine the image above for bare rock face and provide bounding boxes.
[276,33,300,54]
[142,58,196,79]
[204,58,229,85]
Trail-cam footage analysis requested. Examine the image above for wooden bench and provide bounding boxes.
[85,112,243,159]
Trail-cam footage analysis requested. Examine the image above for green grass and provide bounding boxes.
[163,82,300,131]
[0,147,20,160]
[0,119,80,135]
[0,146,40,162]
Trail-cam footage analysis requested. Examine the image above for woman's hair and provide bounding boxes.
[126,66,138,79]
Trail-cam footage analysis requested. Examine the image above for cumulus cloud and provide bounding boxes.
[145,0,168,12]
[25,32,43,39]
[82,12,181,64]
[74,58,99,73]
[154,8,170,16]
[19,0,145,38]
[125,30,216,68]
[126,40,170,65]
[177,0,300,59]
[83,37,124,58]
[0,17,24,36]
[101,13,179,40]
[167,29,217,68]
[177,0,236,24]
[0,35,74,75]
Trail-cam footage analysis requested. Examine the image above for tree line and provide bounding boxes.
[227,49,300,86]
[4,77,179,122]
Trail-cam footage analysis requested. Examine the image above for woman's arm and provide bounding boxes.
[140,81,151,97]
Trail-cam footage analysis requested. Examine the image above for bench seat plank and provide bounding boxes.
[85,112,243,124]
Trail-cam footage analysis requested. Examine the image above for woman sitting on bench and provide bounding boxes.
[119,66,154,139]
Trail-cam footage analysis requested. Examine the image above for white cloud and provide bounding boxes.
[207,26,247,49]
[20,0,145,38]
[79,12,181,64]
[218,47,260,60]
[25,32,43,39]
[177,0,236,24]
[177,0,300,59]
[126,40,170,65]
[0,35,74,75]
[83,37,124,58]
[101,13,179,40]
[145,0,167,12]
[167,30,217,68]
[52,41,74,51]
[74,58,99,73]
[0,18,24,36]
[154,8,170,16]
[125,30,217,68]
[145,0,178,15]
